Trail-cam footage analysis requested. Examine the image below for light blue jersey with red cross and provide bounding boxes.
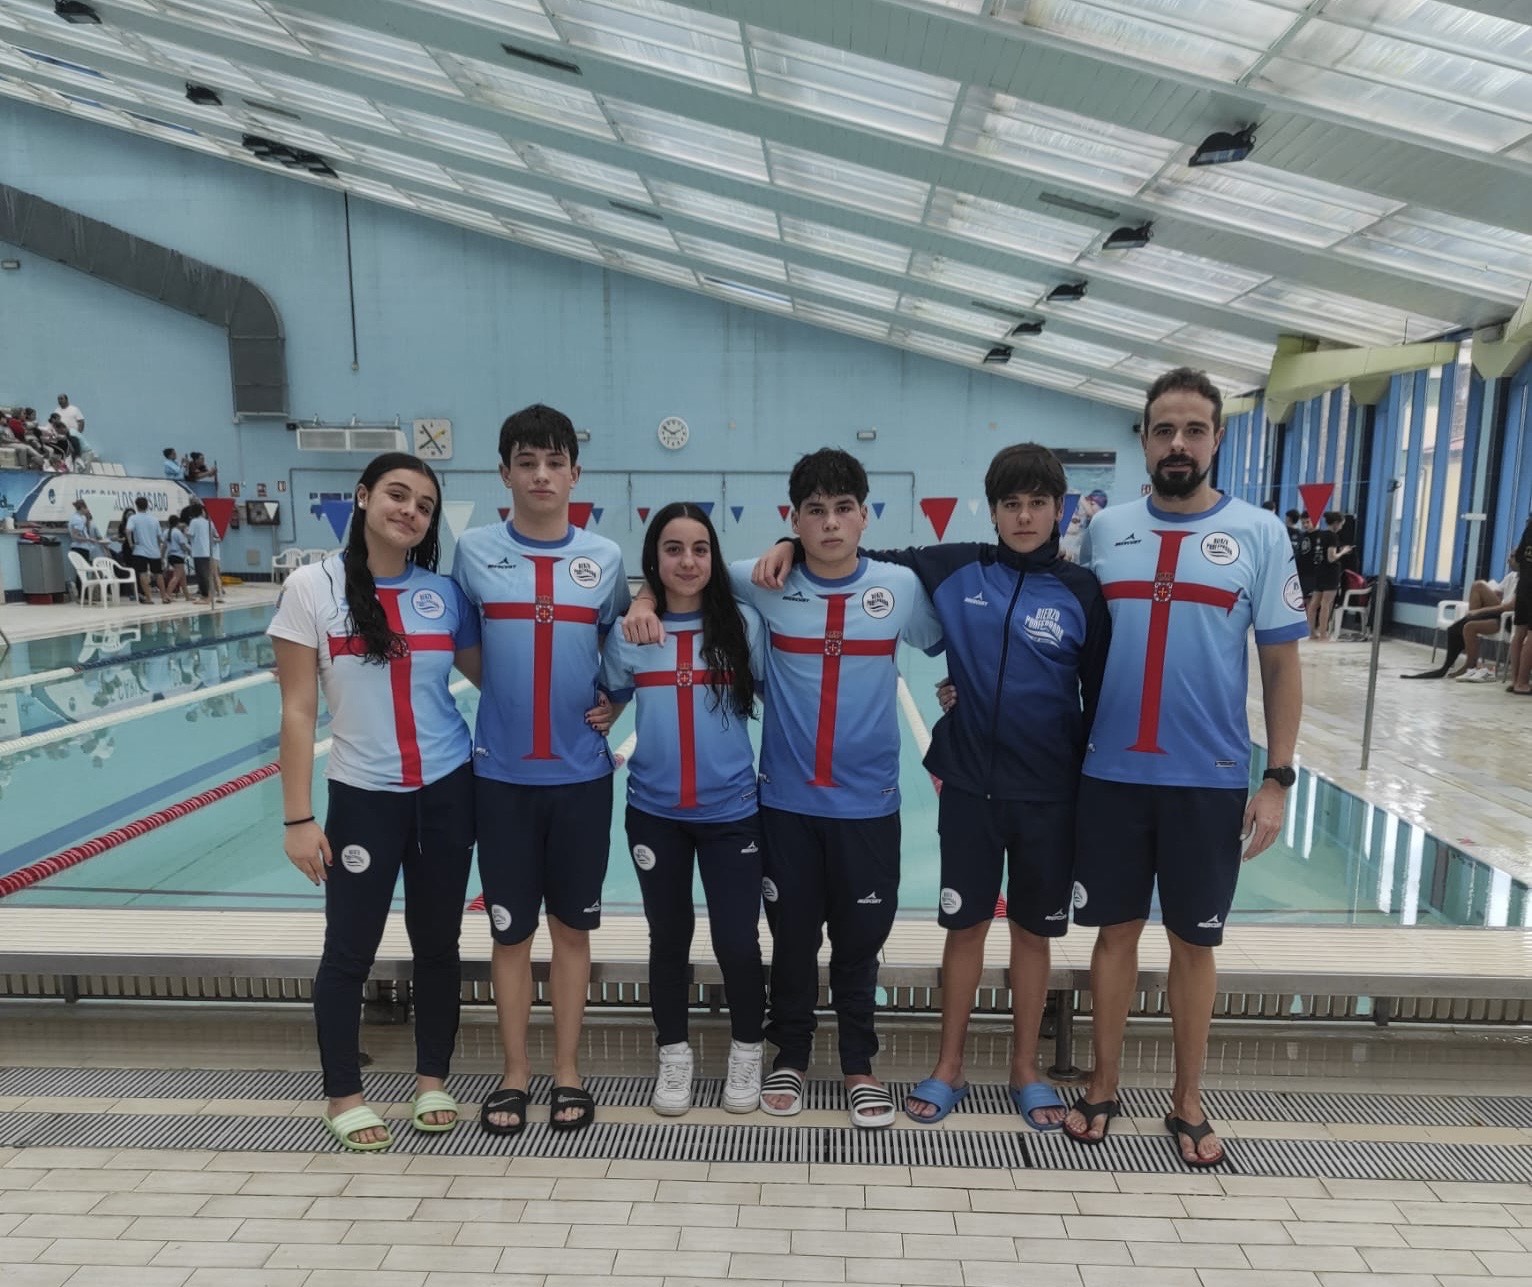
[1080,494,1307,788]
[267,557,477,793]
[452,521,629,786]
[730,557,943,820]
[600,606,767,822]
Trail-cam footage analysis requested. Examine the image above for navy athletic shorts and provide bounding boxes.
[474,774,613,945]
[1071,774,1248,947]
[936,786,1074,936]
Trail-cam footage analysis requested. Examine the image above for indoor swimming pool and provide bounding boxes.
[0,608,1527,928]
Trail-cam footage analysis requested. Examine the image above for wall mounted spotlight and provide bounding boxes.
[983,346,1013,365]
[185,84,222,106]
[1190,125,1256,167]
[1103,223,1153,250]
[55,1,101,23]
[1009,320,1045,337]
[1047,282,1087,302]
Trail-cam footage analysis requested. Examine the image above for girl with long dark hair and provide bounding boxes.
[599,502,767,1116]
[269,452,481,1151]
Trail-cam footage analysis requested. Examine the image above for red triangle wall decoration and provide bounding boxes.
[569,501,594,528]
[1298,483,1334,527]
[919,497,958,540]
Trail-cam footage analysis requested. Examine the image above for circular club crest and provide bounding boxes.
[861,586,895,619]
[490,904,513,932]
[340,844,370,874]
[761,877,779,904]
[411,588,446,620]
[1200,531,1241,565]
[1283,573,1305,613]
[939,887,962,915]
[568,556,602,589]
[1071,881,1089,910]
[632,844,657,871]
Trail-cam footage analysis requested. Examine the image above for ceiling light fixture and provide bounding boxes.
[1047,282,1087,302]
[1009,320,1045,337]
[185,83,222,107]
[984,345,1014,364]
[1103,223,1153,251]
[54,1,101,23]
[501,43,581,75]
[1189,124,1256,167]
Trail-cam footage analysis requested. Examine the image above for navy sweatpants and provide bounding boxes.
[626,806,766,1047]
[759,807,900,1077]
[314,761,475,1098]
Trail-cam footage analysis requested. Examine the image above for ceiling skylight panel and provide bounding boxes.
[779,217,911,274]
[1165,325,1275,373]
[927,188,1097,263]
[1020,329,1133,369]
[345,140,461,189]
[500,218,603,260]
[543,0,750,92]
[674,232,786,281]
[406,192,505,232]
[1058,295,1179,342]
[1323,0,1532,67]
[1075,378,1145,407]
[604,98,768,181]
[518,144,651,202]
[1338,212,1532,300]
[337,174,417,208]
[134,35,266,93]
[648,181,779,240]
[898,295,1009,338]
[950,90,1176,195]
[894,328,990,364]
[701,276,792,311]
[450,172,568,220]
[907,252,1047,306]
[436,52,613,138]
[153,0,305,54]
[787,266,897,311]
[767,144,931,222]
[792,302,891,342]
[1229,280,1448,346]
[746,27,959,145]
[1002,0,1294,81]
[1144,161,1399,249]
[566,203,677,250]
[385,106,525,164]
[251,69,398,132]
[600,247,697,289]
[402,0,560,41]
[1083,242,1269,304]
[272,8,460,94]
[998,357,1087,388]
[236,116,352,157]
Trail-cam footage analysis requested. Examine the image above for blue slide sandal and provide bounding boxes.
[1011,1081,1066,1131]
[904,1077,970,1123]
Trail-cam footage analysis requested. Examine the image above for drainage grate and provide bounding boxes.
[3,1111,1531,1182]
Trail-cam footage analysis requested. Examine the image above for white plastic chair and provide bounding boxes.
[68,551,113,606]
[92,556,137,606]
[1430,598,1466,661]
[1332,584,1374,641]
[302,548,331,565]
[1491,611,1515,679]
[271,547,305,584]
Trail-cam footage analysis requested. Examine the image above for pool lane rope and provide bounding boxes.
[0,678,476,899]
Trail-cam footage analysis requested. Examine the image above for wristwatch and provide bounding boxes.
[1262,765,1297,789]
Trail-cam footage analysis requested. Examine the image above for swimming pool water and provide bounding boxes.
[1,610,1527,928]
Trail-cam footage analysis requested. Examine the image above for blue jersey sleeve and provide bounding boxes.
[899,576,945,654]
[599,630,636,703]
[728,559,764,611]
[599,557,631,636]
[1253,515,1310,644]
[449,540,481,607]
[739,602,767,684]
[450,578,481,650]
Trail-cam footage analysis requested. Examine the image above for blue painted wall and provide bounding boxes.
[1,99,1144,575]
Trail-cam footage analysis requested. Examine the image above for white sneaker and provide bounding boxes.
[1464,668,1498,683]
[652,1042,694,1117]
[723,1040,764,1114]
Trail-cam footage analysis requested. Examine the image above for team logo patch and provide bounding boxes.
[340,845,370,874]
[861,586,894,619]
[568,556,602,589]
[490,904,512,932]
[632,844,657,871]
[1200,532,1241,565]
[1283,573,1305,612]
[411,588,446,620]
[1071,881,1088,910]
[534,595,554,624]
[939,887,962,915]
[1023,606,1064,648]
[761,877,779,903]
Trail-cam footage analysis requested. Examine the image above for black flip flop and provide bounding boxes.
[1063,1096,1120,1145]
[1165,1113,1226,1168]
[479,1087,528,1138]
[549,1085,596,1132]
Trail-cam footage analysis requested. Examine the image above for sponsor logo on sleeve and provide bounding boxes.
[1200,532,1241,565]
[1283,573,1305,612]
[568,556,602,588]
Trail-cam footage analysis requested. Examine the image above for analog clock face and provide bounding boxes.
[412,419,453,460]
[657,416,689,451]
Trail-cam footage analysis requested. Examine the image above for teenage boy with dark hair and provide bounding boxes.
[125,496,168,604]
[625,448,942,1126]
[753,444,1110,1127]
[452,403,628,1135]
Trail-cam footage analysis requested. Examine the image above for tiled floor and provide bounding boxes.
[3,618,1532,1284]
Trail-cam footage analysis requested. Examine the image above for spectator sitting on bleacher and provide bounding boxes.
[162,448,185,480]
[1402,559,1519,681]
[39,414,72,466]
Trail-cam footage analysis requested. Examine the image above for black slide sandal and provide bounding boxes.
[549,1085,596,1132]
[479,1087,528,1138]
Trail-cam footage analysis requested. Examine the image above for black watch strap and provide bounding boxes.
[1262,766,1296,788]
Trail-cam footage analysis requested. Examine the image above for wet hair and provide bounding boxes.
[788,448,868,509]
[336,452,444,665]
[498,403,579,468]
[640,502,755,721]
[984,443,1067,506]
[1143,367,1223,431]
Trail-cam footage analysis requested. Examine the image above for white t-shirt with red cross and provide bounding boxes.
[267,556,477,792]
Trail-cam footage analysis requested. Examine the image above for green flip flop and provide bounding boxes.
[410,1088,460,1133]
[323,1104,393,1152]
